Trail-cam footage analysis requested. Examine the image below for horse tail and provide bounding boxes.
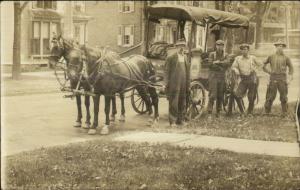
[147,59,157,83]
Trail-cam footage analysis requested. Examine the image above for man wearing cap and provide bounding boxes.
[263,40,294,117]
[207,40,231,118]
[231,43,261,115]
[164,39,190,127]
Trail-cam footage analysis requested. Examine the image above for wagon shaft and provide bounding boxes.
[61,87,96,97]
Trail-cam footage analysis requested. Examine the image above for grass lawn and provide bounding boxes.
[140,102,298,143]
[190,101,298,142]
[3,139,300,190]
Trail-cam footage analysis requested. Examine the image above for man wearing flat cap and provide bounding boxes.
[231,44,261,116]
[263,40,294,117]
[164,39,190,127]
[207,39,231,118]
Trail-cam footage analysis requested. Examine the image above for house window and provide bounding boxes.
[117,25,134,47]
[42,22,50,54]
[196,26,205,48]
[73,2,85,13]
[118,1,134,13]
[32,21,60,56]
[73,24,86,45]
[291,8,300,29]
[155,26,165,42]
[32,1,57,9]
[192,1,203,7]
[32,22,41,55]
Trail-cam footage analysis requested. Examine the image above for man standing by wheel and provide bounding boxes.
[263,40,294,117]
[165,39,190,127]
[231,44,261,116]
[207,40,231,118]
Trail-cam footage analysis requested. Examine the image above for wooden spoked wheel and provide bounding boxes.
[187,81,206,120]
[131,88,148,114]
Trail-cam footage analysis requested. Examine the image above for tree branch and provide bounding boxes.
[262,2,272,20]
[20,1,29,12]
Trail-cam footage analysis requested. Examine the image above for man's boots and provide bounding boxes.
[236,97,245,115]
[281,102,288,117]
[247,100,255,115]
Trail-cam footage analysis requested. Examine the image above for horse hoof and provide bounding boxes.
[151,118,159,127]
[110,115,116,122]
[73,121,81,128]
[82,123,90,129]
[146,119,153,126]
[88,128,97,135]
[119,115,125,122]
[100,125,109,135]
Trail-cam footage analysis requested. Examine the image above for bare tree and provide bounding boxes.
[12,1,29,80]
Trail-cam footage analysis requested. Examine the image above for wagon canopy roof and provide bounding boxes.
[148,4,249,28]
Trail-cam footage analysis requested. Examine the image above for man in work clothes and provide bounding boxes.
[164,39,190,127]
[207,40,231,118]
[231,44,261,116]
[263,40,294,117]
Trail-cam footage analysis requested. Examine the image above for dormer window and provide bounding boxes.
[32,1,57,10]
[118,1,134,13]
[73,2,85,13]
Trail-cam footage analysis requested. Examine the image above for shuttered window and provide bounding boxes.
[117,25,134,47]
[118,1,134,13]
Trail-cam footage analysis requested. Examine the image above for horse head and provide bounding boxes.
[49,35,84,81]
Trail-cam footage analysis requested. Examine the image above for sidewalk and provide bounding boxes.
[1,71,60,96]
[2,71,55,79]
[114,131,300,158]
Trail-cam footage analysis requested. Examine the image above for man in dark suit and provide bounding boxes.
[164,39,190,127]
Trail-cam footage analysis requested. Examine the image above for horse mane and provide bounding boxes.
[79,45,102,60]
[61,37,76,50]
[102,50,122,64]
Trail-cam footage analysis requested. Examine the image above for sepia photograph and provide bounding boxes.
[1,1,300,189]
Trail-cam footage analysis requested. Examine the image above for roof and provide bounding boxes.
[32,9,62,20]
[148,4,249,28]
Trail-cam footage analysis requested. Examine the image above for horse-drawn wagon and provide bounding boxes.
[130,4,250,119]
[49,3,251,134]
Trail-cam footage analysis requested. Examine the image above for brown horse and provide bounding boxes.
[80,46,159,135]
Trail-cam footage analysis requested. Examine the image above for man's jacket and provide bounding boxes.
[164,53,191,95]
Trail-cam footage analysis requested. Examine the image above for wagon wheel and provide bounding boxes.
[131,88,148,114]
[223,92,245,114]
[187,81,206,120]
[223,92,232,113]
[53,60,70,89]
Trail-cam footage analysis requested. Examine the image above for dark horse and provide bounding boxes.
[48,36,122,134]
[49,36,93,129]
[80,46,159,135]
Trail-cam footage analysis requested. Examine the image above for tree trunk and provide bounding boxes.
[255,17,263,49]
[12,2,21,80]
[141,1,148,56]
[254,1,270,49]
